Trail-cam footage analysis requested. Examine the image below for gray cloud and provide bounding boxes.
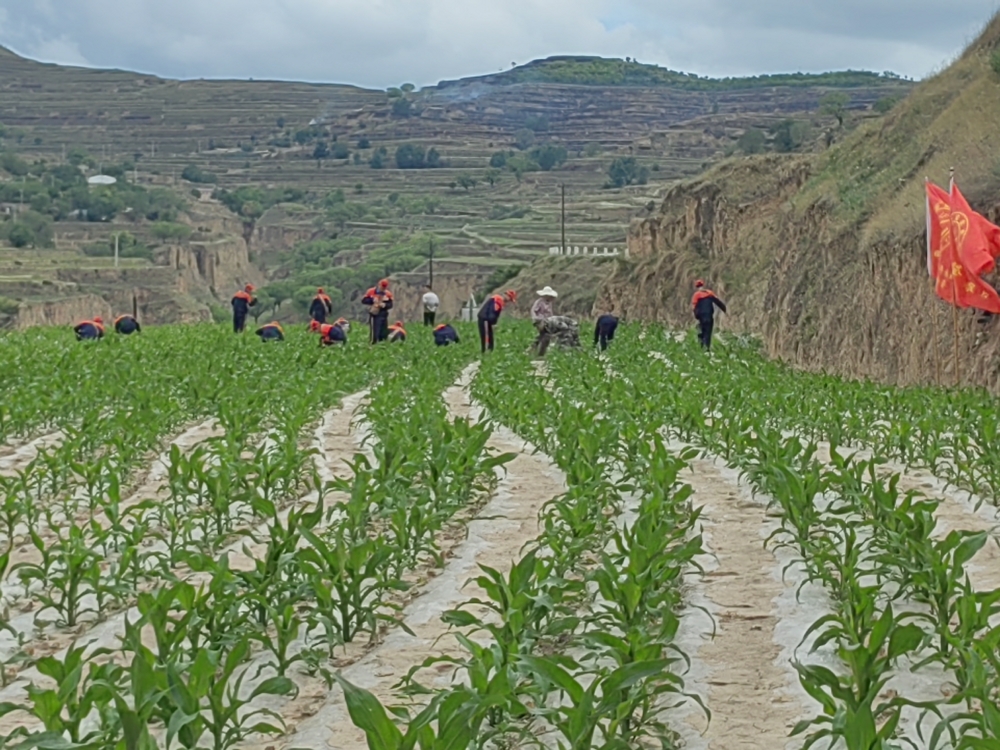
[0,0,997,88]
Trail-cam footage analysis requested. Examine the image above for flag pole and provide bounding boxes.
[949,167,961,387]
[926,177,943,386]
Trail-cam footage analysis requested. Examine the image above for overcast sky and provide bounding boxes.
[0,0,998,89]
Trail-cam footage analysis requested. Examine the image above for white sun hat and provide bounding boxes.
[537,286,558,298]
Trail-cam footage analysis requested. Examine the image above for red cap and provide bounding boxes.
[309,320,320,332]
[694,280,704,288]
[245,283,256,292]
[505,289,517,302]
[317,287,324,294]
[379,279,389,289]
[93,316,103,324]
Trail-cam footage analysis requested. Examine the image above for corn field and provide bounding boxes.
[0,322,996,750]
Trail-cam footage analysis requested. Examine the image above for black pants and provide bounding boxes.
[233,313,247,333]
[598,333,613,351]
[423,311,436,327]
[369,315,389,344]
[698,318,714,349]
[478,318,494,352]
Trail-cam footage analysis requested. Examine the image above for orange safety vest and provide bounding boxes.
[691,290,716,309]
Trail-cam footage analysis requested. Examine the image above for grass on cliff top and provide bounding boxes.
[791,12,1000,242]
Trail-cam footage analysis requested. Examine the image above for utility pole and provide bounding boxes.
[560,183,566,255]
[428,236,434,289]
[114,233,120,269]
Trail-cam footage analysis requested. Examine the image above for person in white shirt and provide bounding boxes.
[422,285,440,327]
[531,286,557,356]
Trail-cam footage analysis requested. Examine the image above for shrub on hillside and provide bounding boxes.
[606,157,649,188]
[181,164,218,184]
[395,144,442,169]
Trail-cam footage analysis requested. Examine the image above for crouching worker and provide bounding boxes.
[311,319,346,346]
[387,321,407,343]
[114,314,141,335]
[478,290,516,353]
[434,323,460,346]
[691,280,727,350]
[594,314,619,351]
[74,317,105,341]
[255,321,285,342]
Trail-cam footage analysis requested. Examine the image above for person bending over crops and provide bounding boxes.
[309,288,333,324]
[231,284,257,334]
[362,279,393,344]
[691,280,727,350]
[387,321,407,343]
[434,323,459,346]
[311,319,347,346]
[422,285,440,327]
[74,317,105,341]
[114,314,141,335]
[531,286,557,356]
[594,314,619,351]
[478,290,517,353]
[256,322,285,342]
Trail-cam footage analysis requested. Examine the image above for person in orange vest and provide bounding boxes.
[255,321,285,342]
[114,314,141,335]
[477,290,516,353]
[309,288,333,324]
[74,317,105,341]
[310,319,347,346]
[387,321,407,343]
[361,279,393,344]
[434,323,460,346]
[691,280,727,350]
[231,284,257,333]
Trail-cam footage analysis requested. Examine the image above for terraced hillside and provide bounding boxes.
[0,46,913,328]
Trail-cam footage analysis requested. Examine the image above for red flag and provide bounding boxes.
[926,182,1000,313]
[951,185,1000,276]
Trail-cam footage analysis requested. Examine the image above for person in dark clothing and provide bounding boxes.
[477,290,517,353]
[691,280,727,350]
[309,288,333,324]
[114,314,141,335]
[387,321,407,343]
[231,284,257,333]
[594,314,619,351]
[74,317,105,341]
[362,279,393,344]
[434,324,460,346]
[311,319,347,346]
[255,322,285,342]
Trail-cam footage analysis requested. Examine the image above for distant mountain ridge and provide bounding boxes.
[433,55,909,92]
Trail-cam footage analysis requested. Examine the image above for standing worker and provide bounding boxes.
[691,280,727,350]
[74,317,105,341]
[477,290,516,353]
[387,321,407,343]
[114,314,141,335]
[433,323,460,347]
[231,284,257,334]
[594,314,619,351]
[255,321,285,342]
[309,288,333,324]
[311,319,347,346]
[362,279,393,344]
[530,286,557,356]
[422,285,440,327]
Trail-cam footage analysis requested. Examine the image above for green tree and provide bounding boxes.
[820,92,850,128]
[6,222,33,248]
[489,151,509,168]
[456,175,477,191]
[401,83,416,93]
[514,128,536,150]
[770,120,811,153]
[0,152,29,177]
[357,137,371,149]
[607,157,649,188]
[484,168,501,187]
[531,144,568,171]
[332,143,350,159]
[392,98,413,117]
[737,129,766,155]
[370,152,384,169]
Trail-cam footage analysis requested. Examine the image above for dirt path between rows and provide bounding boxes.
[673,455,811,750]
[0,431,64,476]
[278,363,566,750]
